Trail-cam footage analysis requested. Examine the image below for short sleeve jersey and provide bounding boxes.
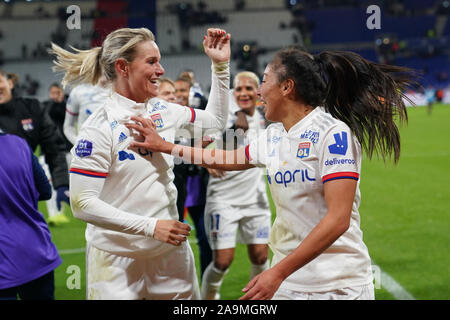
[70,92,207,255]
[247,107,373,291]
[66,83,111,129]
[206,107,268,206]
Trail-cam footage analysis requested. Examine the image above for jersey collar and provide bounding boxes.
[109,91,148,120]
[283,107,321,135]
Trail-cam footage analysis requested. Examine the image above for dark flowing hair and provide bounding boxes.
[270,48,417,163]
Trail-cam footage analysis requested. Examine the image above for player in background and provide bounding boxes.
[126,48,416,300]
[201,71,271,300]
[63,76,110,146]
[50,27,230,300]
[42,83,72,225]
[156,78,177,103]
[173,74,213,278]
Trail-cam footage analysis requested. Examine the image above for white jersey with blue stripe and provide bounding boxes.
[247,107,373,292]
[64,83,111,145]
[68,64,230,256]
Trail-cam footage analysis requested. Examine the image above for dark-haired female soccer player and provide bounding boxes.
[126,48,415,300]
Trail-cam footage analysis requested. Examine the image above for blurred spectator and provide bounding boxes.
[6,73,22,97]
[0,130,61,300]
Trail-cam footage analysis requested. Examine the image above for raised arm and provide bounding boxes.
[177,29,231,134]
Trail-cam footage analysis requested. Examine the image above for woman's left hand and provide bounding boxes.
[203,28,231,64]
[239,268,284,300]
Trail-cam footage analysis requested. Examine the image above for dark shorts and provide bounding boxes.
[0,271,55,300]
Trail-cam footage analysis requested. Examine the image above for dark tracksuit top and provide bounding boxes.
[0,97,69,189]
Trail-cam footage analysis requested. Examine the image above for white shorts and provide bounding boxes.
[204,202,271,250]
[272,282,375,300]
[86,242,200,300]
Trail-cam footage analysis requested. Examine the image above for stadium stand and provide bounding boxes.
[0,0,448,101]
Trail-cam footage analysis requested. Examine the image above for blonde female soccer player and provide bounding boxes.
[50,27,231,300]
[126,47,415,300]
[201,71,271,300]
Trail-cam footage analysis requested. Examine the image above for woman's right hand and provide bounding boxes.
[153,220,191,246]
[125,116,168,153]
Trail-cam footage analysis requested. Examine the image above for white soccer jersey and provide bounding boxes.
[69,64,229,256]
[247,107,373,292]
[64,83,111,145]
[207,107,268,206]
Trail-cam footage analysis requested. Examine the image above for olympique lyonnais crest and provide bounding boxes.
[21,118,34,131]
[297,142,311,159]
[151,113,164,128]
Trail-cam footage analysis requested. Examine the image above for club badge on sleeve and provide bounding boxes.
[75,139,93,157]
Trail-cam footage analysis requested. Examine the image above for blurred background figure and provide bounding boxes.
[42,83,73,225]
[173,72,212,278]
[202,71,271,300]
[0,128,61,300]
[0,70,70,227]
[63,76,110,146]
[157,77,177,103]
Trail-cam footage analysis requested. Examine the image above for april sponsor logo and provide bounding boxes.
[325,158,356,166]
[75,139,93,157]
[267,169,316,187]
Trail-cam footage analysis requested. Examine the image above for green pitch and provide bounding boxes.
[41,104,449,300]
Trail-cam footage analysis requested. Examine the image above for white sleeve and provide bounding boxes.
[70,122,157,237]
[64,91,80,145]
[176,62,230,134]
[318,124,361,184]
[246,128,269,168]
[70,173,157,237]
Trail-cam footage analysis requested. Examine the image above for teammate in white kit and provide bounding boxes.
[126,47,415,300]
[201,71,271,300]
[50,27,231,300]
[63,79,110,146]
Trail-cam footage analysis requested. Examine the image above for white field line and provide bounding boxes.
[372,262,415,300]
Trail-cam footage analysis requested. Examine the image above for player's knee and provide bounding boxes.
[213,259,232,271]
[250,254,268,266]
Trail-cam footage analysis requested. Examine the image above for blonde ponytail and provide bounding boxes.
[50,44,102,88]
[50,27,155,88]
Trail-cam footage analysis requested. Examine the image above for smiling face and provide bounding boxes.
[233,76,258,115]
[157,81,177,103]
[124,40,165,102]
[0,73,13,104]
[174,79,191,106]
[258,63,284,122]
